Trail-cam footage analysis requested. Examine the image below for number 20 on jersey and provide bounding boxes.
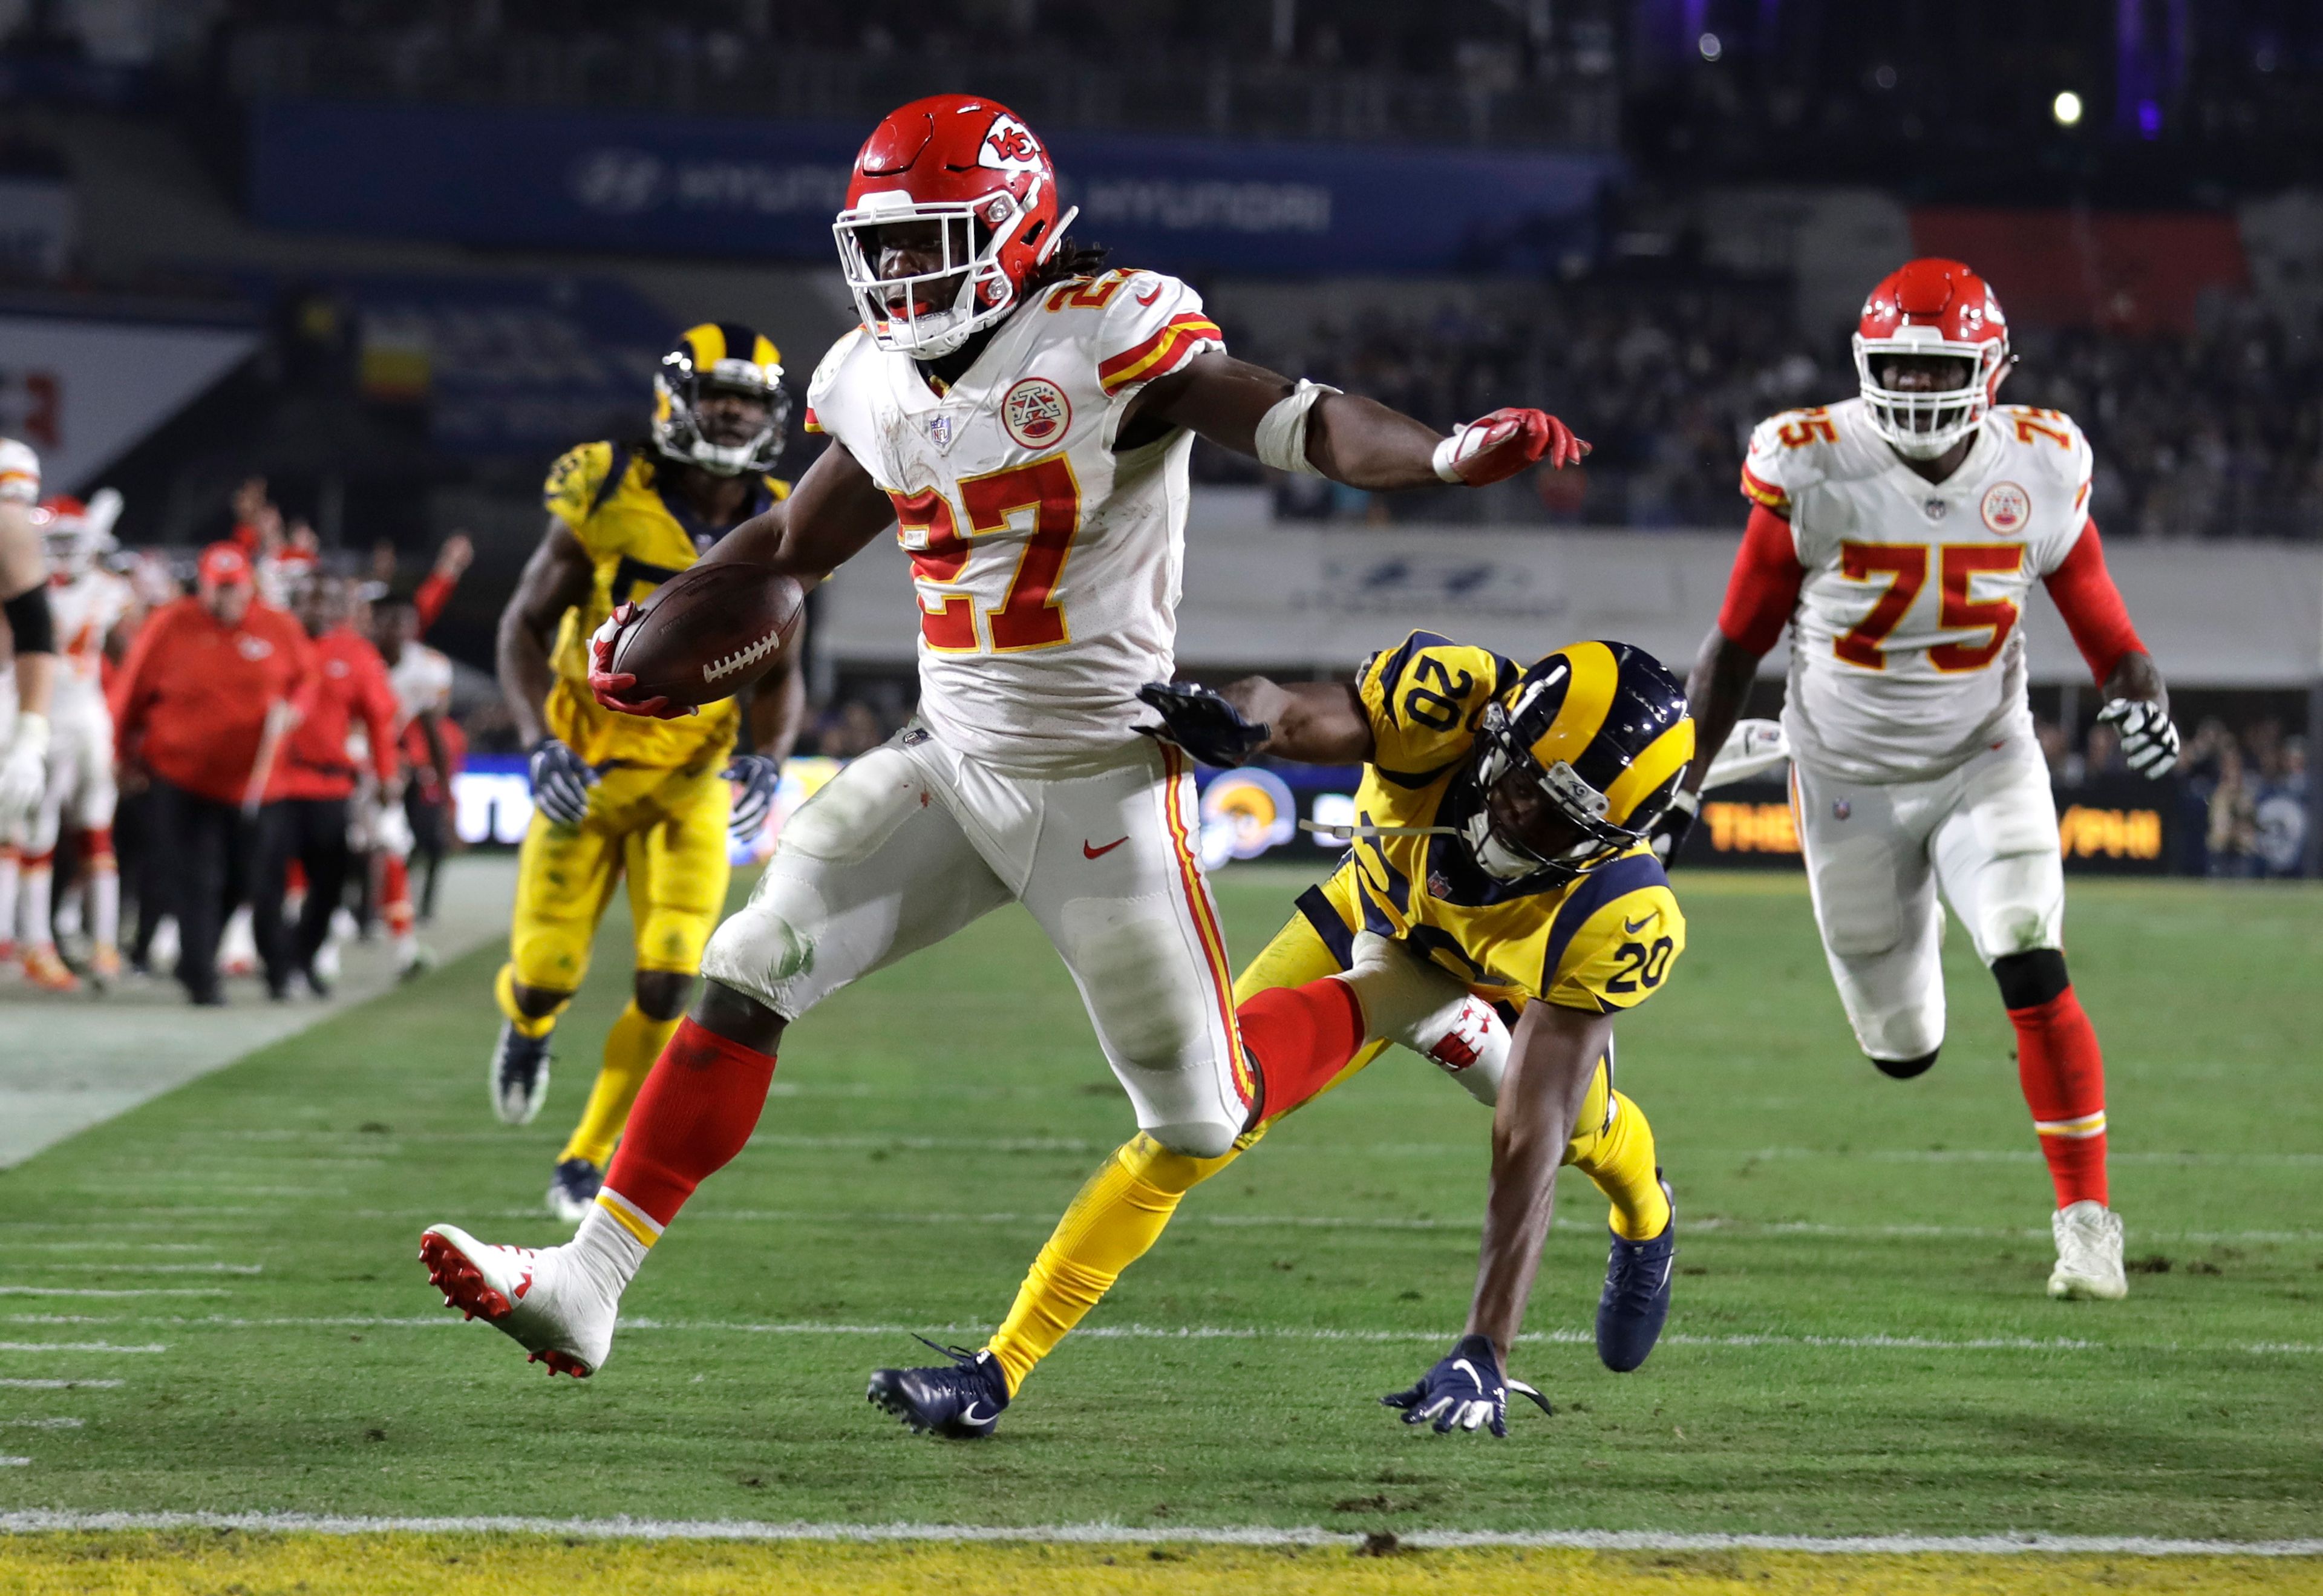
[890,454,1085,654]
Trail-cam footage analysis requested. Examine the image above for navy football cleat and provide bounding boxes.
[867,1337,1011,1439]
[1596,1172,1676,1373]
[546,1157,602,1225]
[490,1022,552,1127]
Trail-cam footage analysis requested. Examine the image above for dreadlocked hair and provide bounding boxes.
[1024,237,1112,293]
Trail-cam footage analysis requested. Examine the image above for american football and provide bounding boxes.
[6,7,2322,1595]
[609,562,804,709]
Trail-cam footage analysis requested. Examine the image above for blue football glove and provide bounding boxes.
[1134,681,1270,768]
[1381,1333,1552,1437]
[528,737,599,827]
[724,753,783,841]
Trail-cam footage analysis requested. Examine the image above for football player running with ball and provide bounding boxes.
[417,94,1589,1379]
[485,323,806,1224]
[869,635,1693,1439]
[1657,258,2175,1301]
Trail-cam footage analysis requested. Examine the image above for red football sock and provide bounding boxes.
[602,1018,777,1226]
[2011,987,2108,1209]
[381,854,414,936]
[1237,976,1367,1123]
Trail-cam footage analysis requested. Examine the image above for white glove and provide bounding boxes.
[371,796,414,858]
[2097,699,2180,779]
[0,711,49,824]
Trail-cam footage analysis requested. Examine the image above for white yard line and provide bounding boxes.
[0,1511,2314,1555]
[45,1312,2323,1356]
[0,1379,123,1389]
[0,1287,227,1298]
[0,1342,165,1353]
[0,1418,83,1428]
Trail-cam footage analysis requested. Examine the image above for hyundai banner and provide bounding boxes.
[249,100,1616,275]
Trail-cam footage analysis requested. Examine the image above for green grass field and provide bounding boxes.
[1,865,2318,1543]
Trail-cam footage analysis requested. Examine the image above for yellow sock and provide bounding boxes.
[1570,1090,1670,1241]
[558,1001,677,1169]
[986,1133,1239,1395]
[494,963,563,1041]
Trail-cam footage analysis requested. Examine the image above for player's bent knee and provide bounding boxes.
[1869,1047,1941,1079]
[1990,948,2070,1010]
[632,969,694,1021]
[690,978,787,1054]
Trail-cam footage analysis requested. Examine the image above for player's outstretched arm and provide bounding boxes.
[1464,1000,1616,1360]
[2044,520,2180,777]
[1134,675,1373,768]
[1128,352,1587,492]
[696,439,895,583]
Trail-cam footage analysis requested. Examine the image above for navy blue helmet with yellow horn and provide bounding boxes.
[652,321,791,476]
[1463,639,1694,885]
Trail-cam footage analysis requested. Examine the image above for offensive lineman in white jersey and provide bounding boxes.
[1656,259,2177,1301]
[417,93,1591,1380]
[18,492,136,990]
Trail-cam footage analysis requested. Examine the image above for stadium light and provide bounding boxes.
[2053,90,2083,126]
[1697,31,1722,61]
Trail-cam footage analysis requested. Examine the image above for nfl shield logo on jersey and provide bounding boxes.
[1832,799,1852,820]
[928,414,953,448]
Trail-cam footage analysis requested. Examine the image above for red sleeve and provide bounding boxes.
[414,571,456,634]
[1714,504,1806,655]
[2040,518,2145,686]
[361,655,400,786]
[108,605,169,756]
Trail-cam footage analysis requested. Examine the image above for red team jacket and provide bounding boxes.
[110,596,318,805]
[273,624,399,802]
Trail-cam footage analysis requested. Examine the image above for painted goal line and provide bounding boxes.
[0,1511,2317,1556]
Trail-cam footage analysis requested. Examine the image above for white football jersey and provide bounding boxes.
[1742,397,2093,783]
[388,642,453,731]
[0,437,36,505]
[805,269,1225,776]
[44,570,132,727]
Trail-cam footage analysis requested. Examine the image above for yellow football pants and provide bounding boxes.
[506,759,733,994]
[985,889,1669,1394]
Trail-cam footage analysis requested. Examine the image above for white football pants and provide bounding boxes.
[1792,730,2063,1063]
[701,725,1251,1158]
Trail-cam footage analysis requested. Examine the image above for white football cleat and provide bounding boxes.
[2048,1200,2127,1300]
[417,1223,617,1376]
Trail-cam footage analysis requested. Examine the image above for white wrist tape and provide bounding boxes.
[1431,429,1467,483]
[1254,379,1339,476]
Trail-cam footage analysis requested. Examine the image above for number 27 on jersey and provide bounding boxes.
[890,454,1085,655]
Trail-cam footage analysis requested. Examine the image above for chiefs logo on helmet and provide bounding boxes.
[833,95,1080,359]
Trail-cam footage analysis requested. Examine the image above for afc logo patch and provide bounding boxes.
[1001,376,1071,450]
[1981,481,2030,532]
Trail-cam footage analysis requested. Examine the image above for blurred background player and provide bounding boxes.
[16,492,136,990]
[109,541,315,1006]
[489,322,805,1224]
[370,593,452,980]
[1659,258,2177,1302]
[262,573,398,998]
[0,437,59,913]
[872,636,1692,1437]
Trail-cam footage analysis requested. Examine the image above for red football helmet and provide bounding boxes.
[833,94,1077,358]
[1852,258,2011,459]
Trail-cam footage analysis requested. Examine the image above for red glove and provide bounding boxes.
[1432,409,1590,486]
[586,603,694,720]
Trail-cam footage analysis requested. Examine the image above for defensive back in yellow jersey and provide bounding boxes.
[1342,630,1687,1015]
[540,440,790,769]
